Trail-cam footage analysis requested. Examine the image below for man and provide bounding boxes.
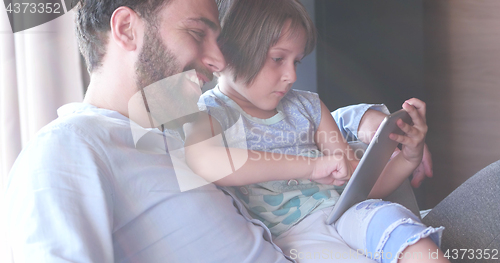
[5,0,432,262]
[6,0,293,262]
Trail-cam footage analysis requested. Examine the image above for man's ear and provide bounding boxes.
[110,6,143,51]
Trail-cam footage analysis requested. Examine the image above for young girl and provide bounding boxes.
[184,0,448,262]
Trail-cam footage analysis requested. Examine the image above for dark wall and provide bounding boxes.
[315,0,424,113]
[294,0,318,93]
[315,0,428,207]
[315,0,500,209]
[422,0,500,208]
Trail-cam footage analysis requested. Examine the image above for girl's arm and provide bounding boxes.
[183,112,349,186]
[368,98,428,198]
[314,100,359,185]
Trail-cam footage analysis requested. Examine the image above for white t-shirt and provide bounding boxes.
[5,103,291,263]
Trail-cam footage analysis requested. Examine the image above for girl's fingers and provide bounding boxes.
[402,101,426,128]
[332,168,351,181]
[396,119,426,146]
[405,98,427,119]
[332,180,347,186]
[391,129,425,148]
[397,119,417,136]
[389,132,421,147]
[389,132,410,145]
[333,172,350,181]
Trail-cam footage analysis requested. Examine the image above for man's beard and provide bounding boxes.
[135,23,180,90]
[133,23,206,128]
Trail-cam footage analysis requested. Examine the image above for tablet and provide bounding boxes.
[326,108,412,225]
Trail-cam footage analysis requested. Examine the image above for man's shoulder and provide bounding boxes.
[44,109,103,133]
[17,104,129,169]
[38,103,129,142]
[7,105,122,192]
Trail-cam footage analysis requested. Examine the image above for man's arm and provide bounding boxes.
[6,127,114,262]
[357,109,388,144]
[331,104,390,143]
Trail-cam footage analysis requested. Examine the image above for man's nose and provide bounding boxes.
[202,39,226,73]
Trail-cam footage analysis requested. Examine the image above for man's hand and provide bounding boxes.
[410,144,433,187]
[391,144,433,188]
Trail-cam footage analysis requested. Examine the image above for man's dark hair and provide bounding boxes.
[74,0,171,73]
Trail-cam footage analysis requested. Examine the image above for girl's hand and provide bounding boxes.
[310,153,353,185]
[359,109,433,188]
[389,98,428,167]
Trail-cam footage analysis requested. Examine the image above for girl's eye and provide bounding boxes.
[294,60,302,66]
[272,58,283,62]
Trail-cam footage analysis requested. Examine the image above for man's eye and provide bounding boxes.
[190,30,205,40]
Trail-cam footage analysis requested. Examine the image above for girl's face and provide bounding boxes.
[219,21,307,118]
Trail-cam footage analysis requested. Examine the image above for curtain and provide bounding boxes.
[0,6,84,262]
